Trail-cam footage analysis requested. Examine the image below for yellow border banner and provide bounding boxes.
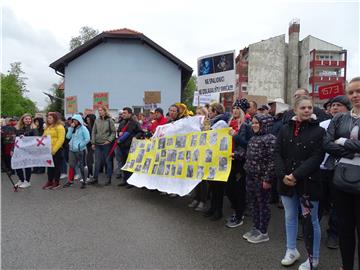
[122,128,232,182]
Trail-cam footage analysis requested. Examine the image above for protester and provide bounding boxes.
[257,104,270,115]
[282,88,330,124]
[1,118,17,175]
[137,113,150,132]
[323,77,360,270]
[149,108,168,134]
[42,112,66,190]
[116,107,142,188]
[319,95,351,250]
[188,106,209,212]
[247,101,257,118]
[13,113,39,188]
[275,95,325,269]
[32,116,46,174]
[243,114,276,243]
[203,103,230,221]
[63,114,90,189]
[168,104,180,123]
[226,99,248,228]
[89,106,116,186]
[174,102,194,118]
[84,114,96,180]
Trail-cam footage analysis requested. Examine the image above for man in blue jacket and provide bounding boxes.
[63,114,90,189]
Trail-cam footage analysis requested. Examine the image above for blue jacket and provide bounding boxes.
[66,114,90,152]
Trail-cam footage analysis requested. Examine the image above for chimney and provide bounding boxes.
[286,19,300,105]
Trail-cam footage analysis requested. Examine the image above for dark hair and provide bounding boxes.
[155,108,164,115]
[123,107,133,114]
[210,102,225,115]
[169,104,180,113]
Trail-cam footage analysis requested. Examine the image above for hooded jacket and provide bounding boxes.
[66,114,90,152]
[244,114,277,184]
[275,115,325,200]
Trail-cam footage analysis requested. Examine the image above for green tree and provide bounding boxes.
[1,71,37,117]
[44,82,64,115]
[181,75,197,112]
[69,26,99,50]
[8,62,28,93]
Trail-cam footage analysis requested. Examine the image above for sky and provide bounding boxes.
[1,0,359,110]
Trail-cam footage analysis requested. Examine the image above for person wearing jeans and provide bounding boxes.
[275,95,325,270]
[281,194,321,259]
[89,106,115,186]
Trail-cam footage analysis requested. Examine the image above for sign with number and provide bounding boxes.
[318,83,344,100]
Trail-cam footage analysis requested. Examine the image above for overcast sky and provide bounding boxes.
[2,0,359,109]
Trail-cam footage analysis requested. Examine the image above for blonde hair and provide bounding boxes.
[16,113,36,130]
[196,106,209,118]
[293,96,313,110]
[98,105,111,118]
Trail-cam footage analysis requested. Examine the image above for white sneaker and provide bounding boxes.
[281,248,301,266]
[74,174,80,180]
[19,181,31,188]
[298,259,319,270]
[15,180,22,187]
[60,173,67,179]
[85,178,92,184]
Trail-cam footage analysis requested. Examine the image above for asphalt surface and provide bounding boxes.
[1,172,349,270]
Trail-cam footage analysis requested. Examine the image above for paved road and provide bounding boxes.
[2,173,345,269]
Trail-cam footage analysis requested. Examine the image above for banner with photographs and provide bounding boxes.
[122,128,232,182]
[196,50,236,95]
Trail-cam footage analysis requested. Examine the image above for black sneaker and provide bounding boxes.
[63,182,73,188]
[80,182,86,189]
[226,216,244,228]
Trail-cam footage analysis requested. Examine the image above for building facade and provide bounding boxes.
[50,29,192,116]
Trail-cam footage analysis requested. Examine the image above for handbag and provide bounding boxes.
[333,159,360,194]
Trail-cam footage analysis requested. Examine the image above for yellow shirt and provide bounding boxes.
[43,124,65,155]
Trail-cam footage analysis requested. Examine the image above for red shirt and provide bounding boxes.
[149,115,168,134]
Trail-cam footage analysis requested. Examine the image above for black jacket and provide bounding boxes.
[117,118,142,151]
[275,117,325,200]
[323,112,360,169]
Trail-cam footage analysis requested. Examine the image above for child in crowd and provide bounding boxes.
[63,114,90,189]
[243,114,276,243]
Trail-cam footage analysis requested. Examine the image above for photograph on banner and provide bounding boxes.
[122,128,232,182]
[93,92,109,110]
[197,50,236,95]
[65,96,78,114]
[11,136,54,169]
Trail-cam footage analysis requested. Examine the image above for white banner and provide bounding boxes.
[11,136,54,169]
[197,50,236,95]
[192,91,220,106]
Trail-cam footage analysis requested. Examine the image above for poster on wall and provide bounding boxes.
[197,50,236,95]
[93,92,109,110]
[65,96,78,114]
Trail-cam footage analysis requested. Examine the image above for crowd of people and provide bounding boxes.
[1,77,360,270]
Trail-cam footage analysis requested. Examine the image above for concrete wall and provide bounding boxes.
[286,31,300,105]
[299,37,310,91]
[64,39,181,116]
[247,35,287,101]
